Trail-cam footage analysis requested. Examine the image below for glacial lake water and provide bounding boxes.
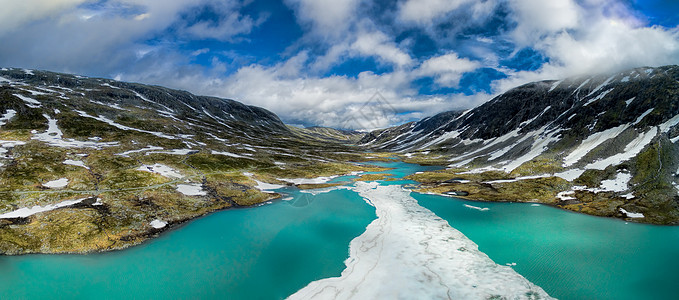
[1,161,678,299]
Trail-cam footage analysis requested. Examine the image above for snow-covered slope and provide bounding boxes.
[363,65,679,224]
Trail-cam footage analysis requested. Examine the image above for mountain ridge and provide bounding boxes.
[0,67,386,254]
[362,65,679,225]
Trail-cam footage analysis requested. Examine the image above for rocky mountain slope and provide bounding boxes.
[0,68,384,254]
[362,65,679,224]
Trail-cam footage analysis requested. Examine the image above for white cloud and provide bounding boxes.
[122,53,482,130]
[191,48,210,56]
[495,0,679,94]
[398,0,472,24]
[285,0,360,38]
[509,0,580,46]
[415,53,480,87]
[0,0,89,35]
[541,20,679,75]
[0,0,254,73]
[2,0,679,131]
[351,31,414,68]
[181,1,268,41]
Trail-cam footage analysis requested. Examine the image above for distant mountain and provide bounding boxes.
[288,126,365,144]
[363,65,679,224]
[0,68,379,254]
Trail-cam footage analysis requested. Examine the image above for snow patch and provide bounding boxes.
[63,159,89,169]
[583,88,613,106]
[176,183,206,196]
[556,191,576,201]
[619,208,644,218]
[585,75,615,98]
[136,164,183,178]
[278,176,338,185]
[0,110,16,127]
[146,149,196,155]
[484,174,550,184]
[549,80,563,92]
[633,108,654,125]
[116,146,163,157]
[211,150,250,159]
[43,178,69,188]
[553,169,585,181]
[501,127,561,172]
[563,124,629,167]
[585,127,657,170]
[150,219,167,229]
[599,172,632,192]
[75,110,176,140]
[0,197,89,219]
[32,114,119,148]
[13,93,41,108]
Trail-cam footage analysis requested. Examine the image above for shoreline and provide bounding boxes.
[289,181,553,299]
[414,189,679,227]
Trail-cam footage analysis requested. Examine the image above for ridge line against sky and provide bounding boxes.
[0,0,678,130]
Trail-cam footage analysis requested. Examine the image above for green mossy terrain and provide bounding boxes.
[0,69,392,254]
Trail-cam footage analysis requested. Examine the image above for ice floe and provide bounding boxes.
[43,178,69,188]
[0,197,89,219]
[288,182,552,300]
[176,183,207,196]
[464,204,490,211]
[136,164,183,179]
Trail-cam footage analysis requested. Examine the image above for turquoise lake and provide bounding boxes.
[1,161,678,299]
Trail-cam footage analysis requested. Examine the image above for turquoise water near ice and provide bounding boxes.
[1,161,678,299]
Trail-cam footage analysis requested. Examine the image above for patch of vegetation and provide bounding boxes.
[415,176,570,204]
[296,183,344,189]
[353,173,393,181]
[510,155,564,177]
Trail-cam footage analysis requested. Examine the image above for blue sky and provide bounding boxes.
[0,0,678,129]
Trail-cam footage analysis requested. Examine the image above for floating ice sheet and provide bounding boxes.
[288,182,552,300]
